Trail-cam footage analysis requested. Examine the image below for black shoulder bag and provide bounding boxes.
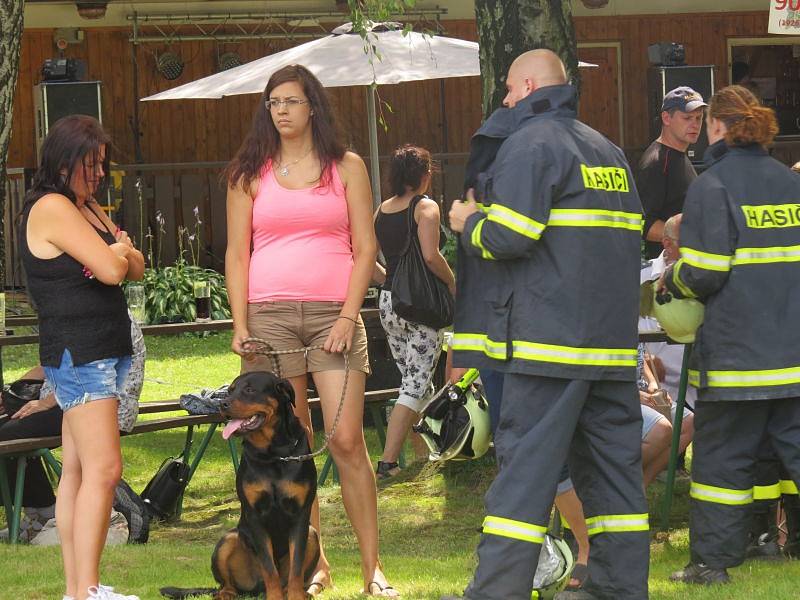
[391,195,454,330]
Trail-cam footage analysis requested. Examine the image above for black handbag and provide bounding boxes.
[391,195,454,329]
[140,455,190,521]
[1,379,44,417]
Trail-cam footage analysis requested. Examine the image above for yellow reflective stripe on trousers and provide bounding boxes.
[486,204,546,240]
[681,246,733,272]
[585,513,649,536]
[512,341,637,367]
[753,483,781,500]
[690,481,753,505]
[453,334,637,368]
[483,516,547,544]
[547,209,643,232]
[733,244,800,265]
[470,218,496,260]
[688,364,800,388]
[782,480,799,495]
[451,333,508,360]
[671,260,697,299]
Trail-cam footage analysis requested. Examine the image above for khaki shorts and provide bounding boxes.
[243,301,370,378]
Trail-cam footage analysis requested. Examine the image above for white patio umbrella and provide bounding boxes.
[142,22,595,204]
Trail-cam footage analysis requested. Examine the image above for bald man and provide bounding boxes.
[445,50,649,600]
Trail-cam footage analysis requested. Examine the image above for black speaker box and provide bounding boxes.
[34,81,102,164]
[648,66,715,163]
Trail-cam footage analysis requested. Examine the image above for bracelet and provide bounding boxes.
[338,315,358,325]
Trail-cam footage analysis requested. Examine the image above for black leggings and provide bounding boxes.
[0,407,62,508]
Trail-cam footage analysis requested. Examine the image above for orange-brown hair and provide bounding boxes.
[709,85,778,147]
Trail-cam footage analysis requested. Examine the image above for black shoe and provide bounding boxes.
[746,536,785,561]
[554,590,601,600]
[669,562,730,585]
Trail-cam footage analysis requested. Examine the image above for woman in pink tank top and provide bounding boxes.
[224,65,398,598]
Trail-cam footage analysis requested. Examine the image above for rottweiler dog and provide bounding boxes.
[161,371,319,600]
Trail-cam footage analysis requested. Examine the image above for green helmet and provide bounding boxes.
[649,287,705,343]
[413,369,491,462]
[532,535,574,599]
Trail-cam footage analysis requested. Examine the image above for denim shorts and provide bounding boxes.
[43,348,132,412]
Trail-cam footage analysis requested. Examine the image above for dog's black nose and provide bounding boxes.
[220,399,230,410]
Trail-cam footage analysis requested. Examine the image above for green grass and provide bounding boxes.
[1,332,799,599]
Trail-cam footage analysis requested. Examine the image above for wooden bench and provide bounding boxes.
[0,388,399,544]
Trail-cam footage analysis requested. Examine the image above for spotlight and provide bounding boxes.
[217,52,243,72]
[157,52,184,80]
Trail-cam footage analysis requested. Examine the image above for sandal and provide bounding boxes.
[364,581,400,597]
[565,562,589,591]
[306,581,327,598]
[375,461,401,480]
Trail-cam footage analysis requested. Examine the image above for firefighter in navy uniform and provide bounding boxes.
[442,50,649,600]
[664,85,800,584]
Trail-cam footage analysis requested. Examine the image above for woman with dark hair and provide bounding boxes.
[662,86,800,585]
[224,64,398,597]
[19,114,144,600]
[373,145,454,478]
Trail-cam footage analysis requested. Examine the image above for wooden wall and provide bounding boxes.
[574,10,770,150]
[7,20,482,170]
[7,11,771,170]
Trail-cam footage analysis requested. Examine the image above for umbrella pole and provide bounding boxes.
[366,86,381,208]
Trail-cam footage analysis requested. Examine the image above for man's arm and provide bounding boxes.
[636,155,667,243]
[457,143,555,261]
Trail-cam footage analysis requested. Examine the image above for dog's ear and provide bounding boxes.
[275,379,295,408]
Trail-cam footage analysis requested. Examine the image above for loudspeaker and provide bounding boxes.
[34,81,102,164]
[648,66,715,163]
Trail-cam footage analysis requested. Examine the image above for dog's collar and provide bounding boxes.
[249,435,304,463]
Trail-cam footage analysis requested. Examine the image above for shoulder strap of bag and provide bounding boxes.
[400,195,426,257]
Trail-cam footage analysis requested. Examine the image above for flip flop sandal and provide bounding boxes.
[375,461,401,480]
[364,581,400,597]
[306,581,327,598]
[565,563,589,591]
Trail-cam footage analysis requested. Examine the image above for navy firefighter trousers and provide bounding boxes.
[464,374,650,600]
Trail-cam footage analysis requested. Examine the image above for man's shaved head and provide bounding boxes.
[503,49,568,108]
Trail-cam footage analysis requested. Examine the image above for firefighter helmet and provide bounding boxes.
[413,369,491,462]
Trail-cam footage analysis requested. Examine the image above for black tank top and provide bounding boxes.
[19,197,132,367]
[374,205,415,290]
[374,195,445,290]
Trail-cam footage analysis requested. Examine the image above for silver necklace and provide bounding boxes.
[277,147,313,177]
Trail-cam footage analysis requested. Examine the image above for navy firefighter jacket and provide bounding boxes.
[452,84,644,382]
[665,140,800,401]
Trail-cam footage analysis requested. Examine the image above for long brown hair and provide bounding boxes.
[224,64,345,191]
[709,85,779,147]
[23,115,111,210]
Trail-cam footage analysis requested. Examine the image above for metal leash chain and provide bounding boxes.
[242,337,350,462]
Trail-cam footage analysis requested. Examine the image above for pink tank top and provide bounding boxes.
[248,161,353,303]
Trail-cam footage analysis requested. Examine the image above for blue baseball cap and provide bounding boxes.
[661,86,708,113]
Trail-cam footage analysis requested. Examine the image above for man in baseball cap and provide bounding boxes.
[634,86,708,259]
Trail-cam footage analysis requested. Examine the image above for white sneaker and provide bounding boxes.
[87,584,139,600]
[63,584,116,600]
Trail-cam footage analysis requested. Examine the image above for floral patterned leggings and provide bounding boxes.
[379,290,444,412]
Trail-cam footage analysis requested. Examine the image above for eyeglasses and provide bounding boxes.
[266,98,309,110]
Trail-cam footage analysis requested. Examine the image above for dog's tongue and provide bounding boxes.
[222,419,245,440]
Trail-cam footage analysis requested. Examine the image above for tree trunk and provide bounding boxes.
[0,0,25,286]
[474,0,579,119]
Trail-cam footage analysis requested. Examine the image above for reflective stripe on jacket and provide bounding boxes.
[452,84,643,381]
[665,141,800,400]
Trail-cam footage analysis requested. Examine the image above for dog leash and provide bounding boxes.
[241,337,350,462]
